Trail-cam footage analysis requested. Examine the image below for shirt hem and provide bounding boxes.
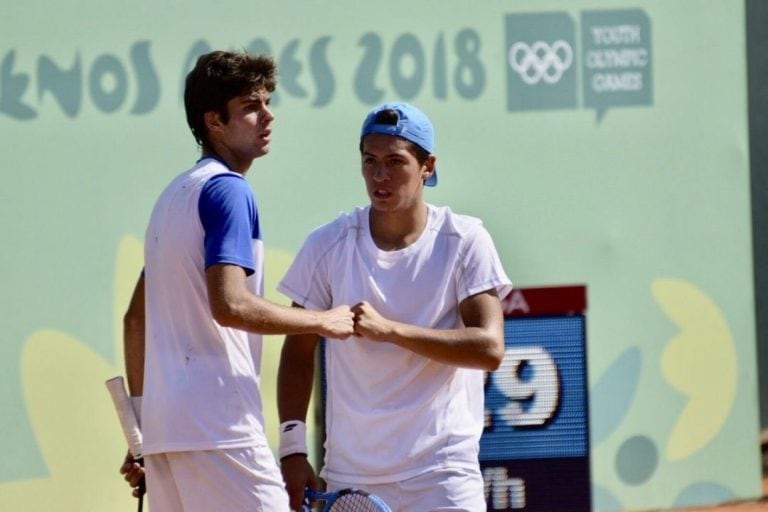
[143,436,267,456]
[321,459,480,485]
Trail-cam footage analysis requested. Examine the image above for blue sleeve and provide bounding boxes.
[198,174,260,275]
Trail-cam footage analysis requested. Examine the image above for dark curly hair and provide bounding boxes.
[184,51,277,150]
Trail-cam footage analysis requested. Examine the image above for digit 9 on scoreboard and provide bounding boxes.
[489,346,560,429]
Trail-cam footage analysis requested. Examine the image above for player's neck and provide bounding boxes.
[369,202,428,251]
[201,147,252,176]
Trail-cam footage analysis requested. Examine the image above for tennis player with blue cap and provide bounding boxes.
[277,102,512,511]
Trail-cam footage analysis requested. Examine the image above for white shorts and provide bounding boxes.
[145,445,290,512]
[326,466,486,512]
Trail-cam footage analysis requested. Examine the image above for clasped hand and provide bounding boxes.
[351,301,392,341]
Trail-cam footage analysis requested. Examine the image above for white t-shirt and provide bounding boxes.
[142,158,268,455]
[278,204,512,484]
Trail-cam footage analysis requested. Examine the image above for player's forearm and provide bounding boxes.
[385,289,505,370]
[212,293,328,335]
[388,322,504,371]
[124,323,145,395]
[277,336,316,462]
[207,265,328,335]
[123,274,146,395]
[277,335,317,421]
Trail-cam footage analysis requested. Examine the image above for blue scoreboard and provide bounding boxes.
[481,285,590,511]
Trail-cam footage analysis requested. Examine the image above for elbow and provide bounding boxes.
[484,353,504,372]
[209,294,252,329]
[483,337,506,372]
[210,300,241,328]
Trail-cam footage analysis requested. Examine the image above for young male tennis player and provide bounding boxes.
[118,50,355,512]
[277,102,512,511]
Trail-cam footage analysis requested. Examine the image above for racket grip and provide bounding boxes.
[137,465,146,498]
[106,376,143,459]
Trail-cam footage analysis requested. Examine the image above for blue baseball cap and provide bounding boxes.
[360,102,438,186]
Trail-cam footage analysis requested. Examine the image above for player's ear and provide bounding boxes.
[204,111,223,133]
[422,155,436,182]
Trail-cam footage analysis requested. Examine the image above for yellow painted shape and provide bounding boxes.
[0,235,144,511]
[652,278,737,461]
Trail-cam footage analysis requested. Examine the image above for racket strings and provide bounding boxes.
[328,493,385,512]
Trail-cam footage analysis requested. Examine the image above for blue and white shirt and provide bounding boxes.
[142,157,267,455]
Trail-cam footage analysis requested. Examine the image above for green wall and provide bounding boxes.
[0,1,760,510]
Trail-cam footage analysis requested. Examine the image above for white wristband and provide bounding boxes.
[279,420,307,459]
[130,396,142,426]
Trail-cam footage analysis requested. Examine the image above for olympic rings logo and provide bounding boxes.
[509,40,574,85]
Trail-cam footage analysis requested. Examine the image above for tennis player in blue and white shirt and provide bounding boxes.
[120,50,354,512]
[278,102,512,512]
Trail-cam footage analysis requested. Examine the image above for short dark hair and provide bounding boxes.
[359,109,430,165]
[184,51,277,150]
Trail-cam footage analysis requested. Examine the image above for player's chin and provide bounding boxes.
[252,142,270,156]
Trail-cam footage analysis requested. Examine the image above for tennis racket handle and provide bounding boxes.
[303,488,323,511]
[105,376,143,459]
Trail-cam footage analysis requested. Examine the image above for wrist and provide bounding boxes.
[279,420,307,459]
[312,310,325,333]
